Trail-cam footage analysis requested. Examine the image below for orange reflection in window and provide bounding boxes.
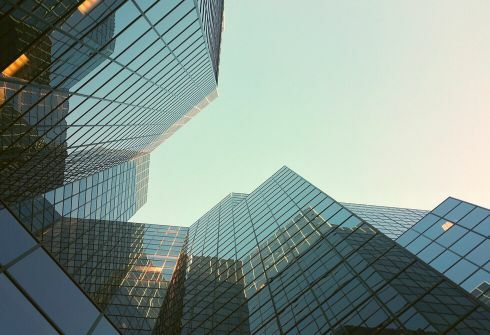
[78,0,100,14]
[442,221,454,231]
[133,265,162,273]
[2,54,29,77]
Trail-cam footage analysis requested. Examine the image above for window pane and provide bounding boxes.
[445,202,475,222]
[0,274,58,335]
[412,214,438,234]
[461,269,489,292]
[91,316,120,335]
[445,259,478,284]
[473,216,490,237]
[396,229,419,247]
[0,208,37,265]
[467,240,490,266]
[451,232,484,257]
[406,235,431,254]
[430,249,460,272]
[432,198,460,217]
[417,243,445,263]
[9,249,99,335]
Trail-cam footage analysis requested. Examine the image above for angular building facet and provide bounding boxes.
[154,167,490,334]
[0,1,224,333]
[1,0,224,202]
[397,197,490,306]
[1,163,489,334]
[1,199,189,335]
[342,203,428,239]
[41,218,188,334]
[7,153,149,238]
[0,205,120,335]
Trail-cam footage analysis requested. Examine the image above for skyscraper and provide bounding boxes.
[156,167,490,334]
[5,153,149,247]
[0,205,121,335]
[2,2,488,333]
[1,1,225,333]
[41,218,188,334]
[342,203,428,239]
[2,165,489,334]
[1,0,224,203]
[0,201,189,334]
[397,197,489,306]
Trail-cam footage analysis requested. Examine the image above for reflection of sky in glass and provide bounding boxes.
[140,224,187,281]
[63,0,216,159]
[0,0,222,203]
[171,167,490,334]
[397,197,489,304]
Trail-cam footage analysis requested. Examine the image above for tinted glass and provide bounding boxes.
[0,209,36,265]
[91,316,120,335]
[0,274,58,335]
[9,248,99,335]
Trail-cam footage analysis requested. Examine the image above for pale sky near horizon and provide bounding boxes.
[132,0,490,227]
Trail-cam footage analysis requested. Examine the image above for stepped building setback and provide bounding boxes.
[1,1,489,334]
[2,165,489,334]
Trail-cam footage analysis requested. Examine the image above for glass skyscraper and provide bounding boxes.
[2,165,489,334]
[41,218,188,334]
[342,203,428,239]
[1,0,224,203]
[1,1,224,334]
[151,167,490,334]
[0,202,187,334]
[397,197,489,306]
[2,1,489,334]
[0,205,120,335]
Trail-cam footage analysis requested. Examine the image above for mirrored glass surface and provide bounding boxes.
[0,208,36,265]
[0,273,59,335]
[9,248,99,335]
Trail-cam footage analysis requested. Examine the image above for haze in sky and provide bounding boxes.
[132,0,490,227]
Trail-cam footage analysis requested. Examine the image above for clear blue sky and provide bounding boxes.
[132,0,490,227]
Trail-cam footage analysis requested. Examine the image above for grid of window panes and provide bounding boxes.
[0,0,223,202]
[342,202,428,239]
[397,197,489,306]
[156,255,251,335]
[0,205,120,335]
[196,0,224,81]
[103,224,187,334]
[162,167,490,334]
[10,203,188,335]
[153,193,250,334]
[6,154,149,240]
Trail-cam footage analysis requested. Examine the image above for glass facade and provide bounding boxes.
[342,203,428,239]
[0,205,120,335]
[42,218,188,334]
[397,197,490,306]
[1,1,224,333]
[152,167,490,334]
[1,163,489,334]
[6,153,149,238]
[1,0,224,202]
[2,198,188,335]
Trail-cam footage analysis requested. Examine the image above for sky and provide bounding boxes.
[132,0,490,227]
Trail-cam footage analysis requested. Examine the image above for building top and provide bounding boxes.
[1,0,225,201]
[397,197,489,305]
[342,202,428,239]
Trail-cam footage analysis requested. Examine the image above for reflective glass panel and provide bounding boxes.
[0,208,36,265]
[0,274,58,335]
[9,248,99,335]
